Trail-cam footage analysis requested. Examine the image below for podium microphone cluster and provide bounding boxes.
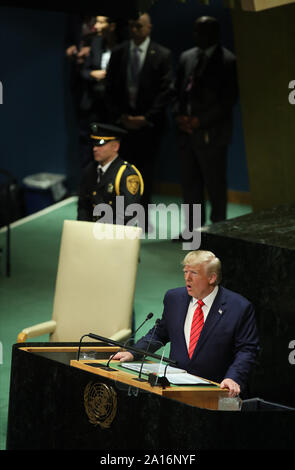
[77,312,155,367]
[136,318,161,382]
[105,312,154,368]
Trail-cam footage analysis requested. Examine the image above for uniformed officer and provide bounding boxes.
[77,123,144,224]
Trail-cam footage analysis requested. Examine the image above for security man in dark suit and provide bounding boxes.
[77,123,144,224]
[105,12,173,229]
[173,16,238,231]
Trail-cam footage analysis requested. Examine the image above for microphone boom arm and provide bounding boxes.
[86,332,177,367]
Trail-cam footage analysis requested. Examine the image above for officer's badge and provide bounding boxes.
[126,175,140,195]
[107,183,114,193]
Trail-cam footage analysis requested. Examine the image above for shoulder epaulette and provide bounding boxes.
[114,162,144,196]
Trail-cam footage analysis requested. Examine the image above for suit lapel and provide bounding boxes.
[183,49,200,93]
[189,49,200,75]
[185,48,202,82]
[176,289,191,355]
[180,289,191,324]
[137,41,157,89]
[186,46,221,89]
[94,37,103,68]
[191,286,227,358]
[120,42,130,98]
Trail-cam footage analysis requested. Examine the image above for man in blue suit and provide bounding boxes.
[113,250,259,397]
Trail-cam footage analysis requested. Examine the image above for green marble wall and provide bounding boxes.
[230,4,295,211]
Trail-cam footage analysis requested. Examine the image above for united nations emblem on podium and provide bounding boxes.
[84,382,117,428]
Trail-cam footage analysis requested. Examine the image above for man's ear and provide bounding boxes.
[208,272,217,285]
[110,22,116,33]
[113,140,120,152]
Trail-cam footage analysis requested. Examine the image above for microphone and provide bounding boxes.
[134,312,154,336]
[77,334,92,362]
[105,312,154,369]
[135,318,161,382]
[78,332,176,365]
[148,361,170,389]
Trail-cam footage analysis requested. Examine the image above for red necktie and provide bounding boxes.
[188,299,204,359]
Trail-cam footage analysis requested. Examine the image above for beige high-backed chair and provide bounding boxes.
[17,220,142,343]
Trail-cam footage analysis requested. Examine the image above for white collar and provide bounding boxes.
[98,154,118,174]
[130,36,150,54]
[192,285,219,309]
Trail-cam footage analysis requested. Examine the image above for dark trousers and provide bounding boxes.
[178,133,228,228]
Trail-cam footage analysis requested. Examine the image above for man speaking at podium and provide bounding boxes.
[113,250,259,398]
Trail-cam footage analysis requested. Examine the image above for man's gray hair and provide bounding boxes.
[182,250,222,284]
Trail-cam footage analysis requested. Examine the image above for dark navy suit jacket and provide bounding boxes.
[173,45,238,148]
[105,39,173,127]
[134,286,259,393]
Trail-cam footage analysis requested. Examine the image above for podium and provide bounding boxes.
[6,343,295,450]
[70,359,225,412]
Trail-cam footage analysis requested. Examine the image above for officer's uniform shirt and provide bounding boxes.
[77,155,143,224]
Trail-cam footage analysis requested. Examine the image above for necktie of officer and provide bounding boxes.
[97,166,103,183]
[188,299,205,359]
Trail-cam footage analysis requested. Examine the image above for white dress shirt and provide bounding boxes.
[184,285,219,349]
[100,49,111,70]
[129,36,150,72]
